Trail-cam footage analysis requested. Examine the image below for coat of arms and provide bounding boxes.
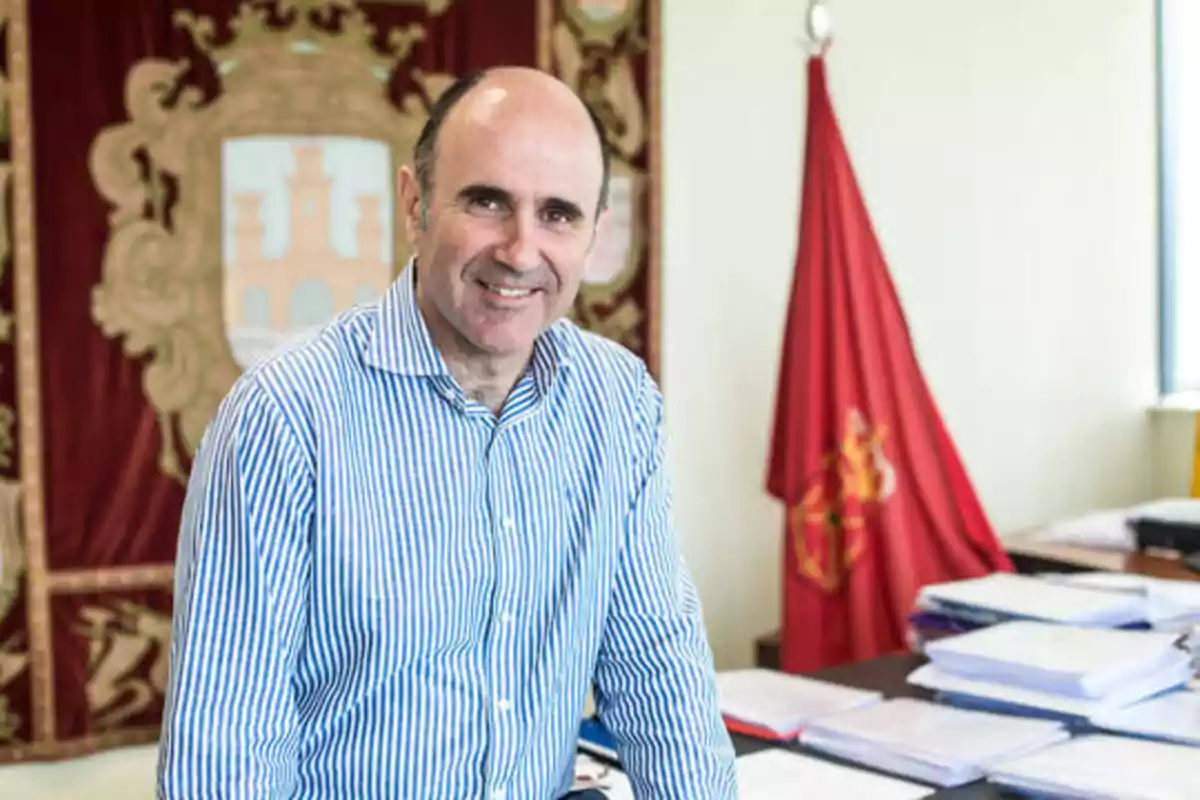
[790,409,897,593]
[550,0,649,351]
[87,0,452,482]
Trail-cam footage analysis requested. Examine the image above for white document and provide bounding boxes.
[922,621,1187,699]
[1036,508,1136,551]
[1089,688,1200,746]
[715,668,883,737]
[735,749,933,800]
[571,754,634,799]
[1146,580,1200,625]
[1041,571,1152,593]
[985,734,1200,800]
[798,698,1069,787]
[916,573,1148,627]
[907,661,1195,719]
[1043,573,1200,628]
[1130,497,1200,526]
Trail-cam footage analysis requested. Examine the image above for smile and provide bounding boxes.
[480,281,538,299]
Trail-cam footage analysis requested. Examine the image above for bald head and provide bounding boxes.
[413,67,610,219]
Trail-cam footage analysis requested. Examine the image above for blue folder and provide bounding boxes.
[578,717,619,764]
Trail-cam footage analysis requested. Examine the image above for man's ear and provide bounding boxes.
[584,204,611,261]
[397,166,425,248]
[577,206,610,286]
[585,205,614,267]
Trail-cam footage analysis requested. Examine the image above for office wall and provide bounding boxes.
[1152,407,1194,497]
[660,0,1160,668]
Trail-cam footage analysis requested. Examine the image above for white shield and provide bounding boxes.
[575,0,634,23]
[221,136,395,368]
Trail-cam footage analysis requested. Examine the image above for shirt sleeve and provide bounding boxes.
[591,367,738,799]
[156,374,313,800]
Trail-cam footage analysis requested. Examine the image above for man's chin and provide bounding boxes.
[467,328,541,360]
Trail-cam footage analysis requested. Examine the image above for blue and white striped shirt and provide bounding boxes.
[156,265,737,799]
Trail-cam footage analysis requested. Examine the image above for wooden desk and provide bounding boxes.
[730,653,1013,798]
[1003,531,1200,582]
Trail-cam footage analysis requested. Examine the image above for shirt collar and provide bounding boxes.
[362,261,451,377]
[362,261,576,387]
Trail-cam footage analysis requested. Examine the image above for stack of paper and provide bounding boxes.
[908,661,1192,720]
[985,734,1200,799]
[1146,580,1200,632]
[914,573,1149,628]
[797,697,1069,787]
[1088,687,1200,746]
[1035,507,1137,551]
[907,571,1155,652]
[715,668,883,740]
[735,749,933,800]
[1033,497,1200,552]
[908,621,1194,720]
[1043,571,1200,633]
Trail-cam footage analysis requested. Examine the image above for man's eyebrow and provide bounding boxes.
[542,196,585,220]
[456,184,512,204]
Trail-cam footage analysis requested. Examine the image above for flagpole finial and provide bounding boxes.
[805,0,833,55]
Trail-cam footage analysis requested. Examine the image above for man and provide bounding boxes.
[157,67,737,799]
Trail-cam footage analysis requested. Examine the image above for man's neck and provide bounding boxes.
[414,289,531,413]
[442,349,529,414]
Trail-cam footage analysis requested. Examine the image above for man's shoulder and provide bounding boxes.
[551,318,653,399]
[235,304,377,412]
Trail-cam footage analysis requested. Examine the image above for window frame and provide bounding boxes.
[1159,0,1179,397]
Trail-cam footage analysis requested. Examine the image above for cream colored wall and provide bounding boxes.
[1151,407,1194,497]
[660,0,1161,669]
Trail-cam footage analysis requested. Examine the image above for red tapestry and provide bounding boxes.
[0,0,659,763]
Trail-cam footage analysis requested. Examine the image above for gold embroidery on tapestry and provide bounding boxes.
[75,601,172,731]
[551,0,648,353]
[0,13,14,478]
[88,0,452,483]
[369,0,455,14]
[0,405,15,471]
[0,478,25,743]
[0,640,25,744]
[0,12,14,344]
[0,15,25,743]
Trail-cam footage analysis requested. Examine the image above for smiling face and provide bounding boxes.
[399,71,607,368]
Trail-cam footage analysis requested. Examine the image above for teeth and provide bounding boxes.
[487,284,533,298]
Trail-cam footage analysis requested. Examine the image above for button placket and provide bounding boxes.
[485,428,520,796]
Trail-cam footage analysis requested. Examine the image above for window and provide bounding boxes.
[1160,0,1200,394]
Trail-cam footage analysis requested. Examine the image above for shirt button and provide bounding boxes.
[501,612,514,624]
[496,698,512,712]
[493,790,506,800]
[502,516,515,533]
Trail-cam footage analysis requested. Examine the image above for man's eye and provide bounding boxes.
[471,197,502,212]
[543,208,574,225]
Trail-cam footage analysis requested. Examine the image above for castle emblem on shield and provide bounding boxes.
[86,0,447,482]
[222,137,393,367]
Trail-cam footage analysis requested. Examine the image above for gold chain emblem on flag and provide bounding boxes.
[789,408,896,592]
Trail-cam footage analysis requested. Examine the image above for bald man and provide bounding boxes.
[156,68,737,799]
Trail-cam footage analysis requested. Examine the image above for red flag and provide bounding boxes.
[767,57,1013,674]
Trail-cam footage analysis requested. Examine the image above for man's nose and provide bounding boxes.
[495,211,542,273]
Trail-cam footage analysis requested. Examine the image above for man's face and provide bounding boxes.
[400,85,605,361]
